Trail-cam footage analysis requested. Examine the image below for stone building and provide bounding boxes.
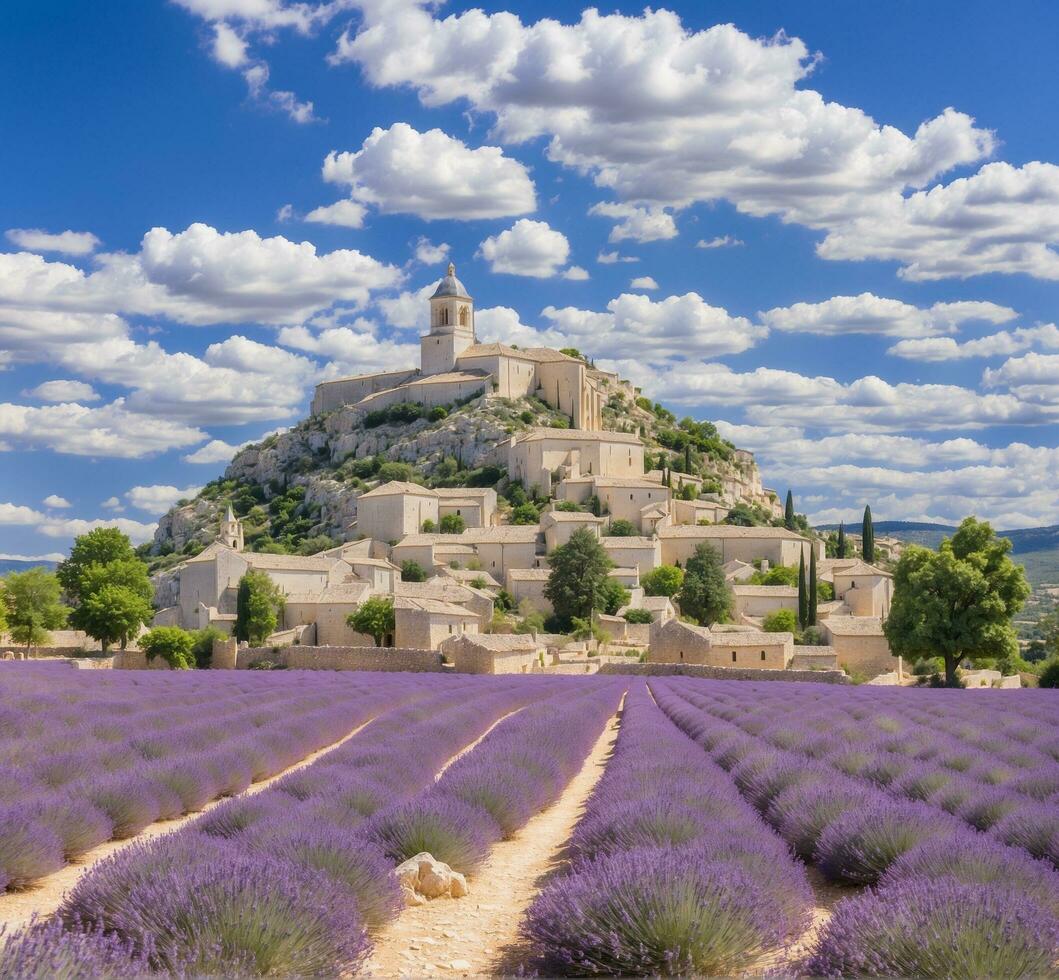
[658,524,822,567]
[646,618,794,670]
[311,263,610,429]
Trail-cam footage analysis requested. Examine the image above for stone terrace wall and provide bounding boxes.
[598,662,850,684]
[237,645,445,672]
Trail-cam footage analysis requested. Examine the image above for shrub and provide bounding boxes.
[762,609,797,633]
[439,766,539,839]
[814,799,948,885]
[438,513,465,534]
[196,793,286,840]
[86,775,163,839]
[880,834,1059,917]
[623,608,653,624]
[0,809,65,888]
[365,795,500,873]
[34,795,114,859]
[641,565,683,597]
[607,519,637,537]
[767,781,873,859]
[510,502,540,525]
[262,825,401,929]
[420,518,436,533]
[377,461,414,482]
[139,626,194,669]
[109,851,370,976]
[0,917,149,979]
[805,878,1058,979]
[400,560,428,582]
[150,758,218,813]
[1038,658,1059,687]
[428,406,448,422]
[992,803,1059,864]
[523,848,793,976]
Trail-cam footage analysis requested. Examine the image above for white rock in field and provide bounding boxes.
[449,960,472,971]
[401,883,427,907]
[394,852,469,900]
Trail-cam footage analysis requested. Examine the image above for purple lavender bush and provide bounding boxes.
[0,809,65,888]
[805,877,1059,978]
[0,917,150,980]
[364,794,500,873]
[85,774,163,838]
[523,847,794,976]
[992,802,1059,867]
[109,850,370,976]
[766,780,874,860]
[814,798,951,885]
[34,794,113,859]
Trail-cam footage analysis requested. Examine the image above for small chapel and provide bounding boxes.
[311,263,610,429]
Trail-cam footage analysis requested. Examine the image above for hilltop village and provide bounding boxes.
[139,267,900,680]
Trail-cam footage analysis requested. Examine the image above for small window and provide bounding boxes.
[679,651,684,661]
[761,651,766,661]
[630,493,634,500]
[731,651,737,662]
[449,625,453,634]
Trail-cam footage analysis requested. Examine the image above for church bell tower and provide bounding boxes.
[220,504,244,552]
[421,262,475,376]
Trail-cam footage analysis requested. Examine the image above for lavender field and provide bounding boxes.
[0,664,1057,978]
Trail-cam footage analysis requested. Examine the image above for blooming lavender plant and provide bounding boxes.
[0,917,150,980]
[805,877,1059,978]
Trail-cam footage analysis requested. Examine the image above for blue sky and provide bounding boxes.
[2,0,1059,559]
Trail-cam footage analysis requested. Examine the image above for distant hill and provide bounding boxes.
[0,558,58,575]
[816,521,1059,588]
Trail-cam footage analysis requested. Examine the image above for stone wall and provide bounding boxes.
[598,661,850,684]
[113,650,173,670]
[236,645,446,672]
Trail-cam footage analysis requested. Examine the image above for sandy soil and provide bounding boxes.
[361,711,622,978]
[748,866,859,975]
[0,715,380,932]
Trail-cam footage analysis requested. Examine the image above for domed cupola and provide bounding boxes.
[422,261,475,374]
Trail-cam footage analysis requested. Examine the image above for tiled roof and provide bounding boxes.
[833,561,892,578]
[507,568,550,581]
[825,616,886,636]
[434,487,494,499]
[359,481,435,498]
[733,585,799,597]
[715,630,793,646]
[515,427,642,445]
[244,552,339,571]
[461,526,541,543]
[394,597,475,616]
[601,536,658,548]
[395,580,475,602]
[456,633,541,651]
[542,510,605,522]
[658,525,808,540]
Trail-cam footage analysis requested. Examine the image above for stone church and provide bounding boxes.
[311,264,611,430]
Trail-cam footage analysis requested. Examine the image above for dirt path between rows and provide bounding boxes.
[361,709,622,978]
[0,713,382,932]
[749,866,857,974]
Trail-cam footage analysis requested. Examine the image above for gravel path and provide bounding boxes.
[362,709,622,978]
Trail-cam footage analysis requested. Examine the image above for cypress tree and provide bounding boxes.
[684,444,692,473]
[808,547,818,626]
[862,505,875,564]
[784,490,796,531]
[797,551,808,628]
[837,522,847,559]
[234,576,251,642]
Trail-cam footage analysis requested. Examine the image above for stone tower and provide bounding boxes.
[220,504,244,551]
[421,262,475,376]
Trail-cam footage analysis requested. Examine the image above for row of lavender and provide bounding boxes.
[651,679,1059,976]
[0,663,427,890]
[522,682,814,975]
[660,679,1059,868]
[3,675,620,976]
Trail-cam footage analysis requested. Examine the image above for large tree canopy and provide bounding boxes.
[3,568,68,652]
[234,570,285,645]
[676,543,732,626]
[347,596,395,647]
[544,527,614,628]
[884,517,1030,686]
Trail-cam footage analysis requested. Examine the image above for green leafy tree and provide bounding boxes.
[808,548,818,627]
[347,597,395,646]
[438,514,465,534]
[884,517,1031,687]
[862,505,875,564]
[642,565,684,597]
[1037,609,1059,659]
[58,530,153,649]
[421,518,437,533]
[763,608,798,633]
[544,528,614,628]
[78,585,152,651]
[608,519,637,537]
[0,584,7,636]
[3,568,68,654]
[600,579,630,616]
[233,570,285,645]
[140,626,195,669]
[400,560,428,582]
[554,501,581,513]
[837,522,848,559]
[753,565,798,587]
[676,543,732,626]
[797,552,808,628]
[587,495,602,517]
[784,490,796,531]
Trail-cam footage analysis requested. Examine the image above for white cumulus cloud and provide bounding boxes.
[477,219,571,278]
[5,228,100,255]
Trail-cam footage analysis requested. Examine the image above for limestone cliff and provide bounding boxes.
[149,384,780,566]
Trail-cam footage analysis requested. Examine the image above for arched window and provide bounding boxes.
[760,650,766,661]
[459,306,469,327]
[731,651,737,662]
